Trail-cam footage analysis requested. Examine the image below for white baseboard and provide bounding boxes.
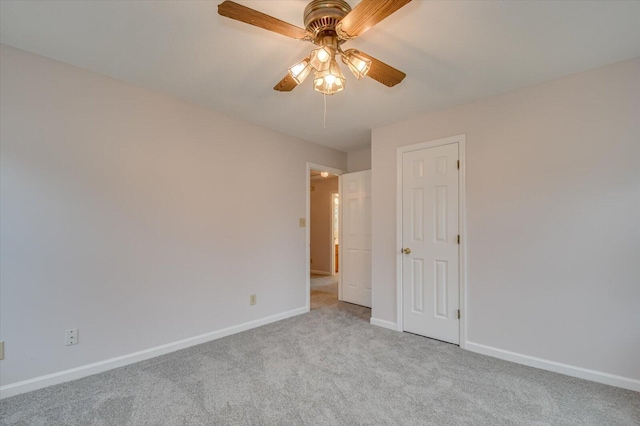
[465,341,640,392]
[310,270,331,276]
[0,307,308,399]
[370,317,398,331]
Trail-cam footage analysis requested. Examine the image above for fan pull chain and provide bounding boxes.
[323,93,327,128]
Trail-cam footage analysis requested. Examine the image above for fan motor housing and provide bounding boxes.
[304,0,351,42]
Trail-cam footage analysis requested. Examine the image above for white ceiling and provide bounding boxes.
[2,1,640,152]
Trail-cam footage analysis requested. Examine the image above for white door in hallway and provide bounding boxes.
[341,170,372,308]
[402,143,459,344]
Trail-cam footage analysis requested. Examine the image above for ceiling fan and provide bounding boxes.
[218,0,411,95]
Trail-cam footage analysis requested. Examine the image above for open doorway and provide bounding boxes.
[305,163,372,321]
[309,168,339,310]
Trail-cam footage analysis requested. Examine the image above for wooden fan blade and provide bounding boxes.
[358,51,406,87]
[274,73,298,92]
[336,0,412,40]
[218,1,311,40]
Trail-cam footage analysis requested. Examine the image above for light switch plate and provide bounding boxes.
[299,218,306,227]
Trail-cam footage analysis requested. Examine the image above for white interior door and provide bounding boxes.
[341,170,372,308]
[402,143,459,344]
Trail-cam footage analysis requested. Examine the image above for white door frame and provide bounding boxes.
[396,135,468,348]
[306,162,345,312]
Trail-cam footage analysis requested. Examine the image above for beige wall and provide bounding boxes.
[0,44,347,388]
[347,148,371,173]
[372,58,640,385]
[310,176,339,274]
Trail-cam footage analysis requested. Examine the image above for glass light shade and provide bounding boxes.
[341,49,372,80]
[320,171,329,178]
[313,60,346,95]
[288,58,312,85]
[310,46,333,70]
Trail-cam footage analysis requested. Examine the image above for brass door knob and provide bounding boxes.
[403,248,411,254]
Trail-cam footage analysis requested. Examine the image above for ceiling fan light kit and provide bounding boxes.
[341,49,372,80]
[289,57,313,85]
[218,0,410,95]
[314,59,347,94]
[309,40,335,71]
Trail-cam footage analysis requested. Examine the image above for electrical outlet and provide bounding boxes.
[65,329,78,346]
[249,294,257,306]
[0,341,4,360]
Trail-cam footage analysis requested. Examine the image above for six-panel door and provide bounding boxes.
[341,170,372,308]
[402,143,460,344]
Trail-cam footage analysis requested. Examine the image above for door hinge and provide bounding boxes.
[457,310,460,319]
[457,160,460,170]
[457,235,460,244]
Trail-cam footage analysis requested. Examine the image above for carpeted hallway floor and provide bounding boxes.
[1,276,638,425]
[310,274,370,318]
[310,273,341,311]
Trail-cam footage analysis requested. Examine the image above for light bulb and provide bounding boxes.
[310,46,334,70]
[317,49,330,62]
[313,59,346,95]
